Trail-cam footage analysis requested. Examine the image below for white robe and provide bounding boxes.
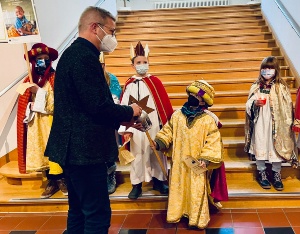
[246,91,282,162]
[118,75,168,184]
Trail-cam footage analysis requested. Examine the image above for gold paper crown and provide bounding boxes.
[186,80,215,106]
[130,41,149,60]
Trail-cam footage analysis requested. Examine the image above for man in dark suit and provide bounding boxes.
[45,7,142,234]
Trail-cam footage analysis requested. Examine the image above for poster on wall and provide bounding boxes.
[0,4,7,42]
[0,0,41,44]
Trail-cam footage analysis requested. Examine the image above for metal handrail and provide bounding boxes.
[274,0,300,38]
[0,0,105,98]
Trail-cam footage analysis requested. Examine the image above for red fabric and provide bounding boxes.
[210,162,229,202]
[16,74,55,174]
[293,87,300,132]
[122,75,173,125]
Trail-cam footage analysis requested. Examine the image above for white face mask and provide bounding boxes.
[135,64,149,75]
[261,69,275,80]
[96,25,118,53]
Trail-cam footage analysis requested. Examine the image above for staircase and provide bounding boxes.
[105,3,300,209]
[0,3,299,212]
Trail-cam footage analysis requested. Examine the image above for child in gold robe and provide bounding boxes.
[153,80,228,229]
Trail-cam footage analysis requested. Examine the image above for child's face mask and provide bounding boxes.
[261,68,275,80]
[188,95,200,107]
[35,58,50,75]
[135,64,149,75]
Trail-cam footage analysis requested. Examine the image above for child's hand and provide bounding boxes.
[255,99,266,107]
[150,141,157,150]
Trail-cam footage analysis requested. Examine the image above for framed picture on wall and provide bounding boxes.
[0,0,41,43]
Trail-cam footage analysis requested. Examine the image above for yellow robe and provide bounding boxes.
[156,109,223,229]
[26,81,62,174]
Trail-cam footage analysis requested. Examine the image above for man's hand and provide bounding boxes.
[130,103,142,117]
[123,132,133,142]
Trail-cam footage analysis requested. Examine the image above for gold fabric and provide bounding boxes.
[156,110,223,228]
[245,83,296,161]
[26,80,62,173]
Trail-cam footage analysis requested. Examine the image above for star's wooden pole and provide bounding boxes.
[23,43,33,83]
[145,131,168,180]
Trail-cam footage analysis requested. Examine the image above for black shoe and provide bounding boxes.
[272,171,284,191]
[107,171,116,195]
[128,183,142,199]
[152,177,169,195]
[256,170,271,189]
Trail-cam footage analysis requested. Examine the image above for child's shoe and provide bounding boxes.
[128,183,142,199]
[272,171,284,191]
[152,177,169,194]
[256,170,271,189]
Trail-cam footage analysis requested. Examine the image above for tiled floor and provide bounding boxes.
[1,208,300,234]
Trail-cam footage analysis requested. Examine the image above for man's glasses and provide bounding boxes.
[97,23,116,37]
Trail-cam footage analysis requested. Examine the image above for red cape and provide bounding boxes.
[122,75,173,125]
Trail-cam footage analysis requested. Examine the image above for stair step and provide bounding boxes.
[113,39,276,54]
[106,48,280,64]
[119,14,263,25]
[119,20,267,33]
[116,26,269,39]
[115,67,291,84]
[118,4,261,15]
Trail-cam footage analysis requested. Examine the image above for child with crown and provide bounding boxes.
[118,41,173,199]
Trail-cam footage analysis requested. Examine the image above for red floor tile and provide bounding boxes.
[176,228,205,233]
[285,212,300,226]
[257,208,284,213]
[232,212,262,227]
[108,227,121,234]
[121,213,152,229]
[110,214,127,229]
[0,216,24,230]
[149,213,176,229]
[0,231,10,234]
[258,212,290,227]
[147,229,177,234]
[13,216,51,230]
[39,215,67,230]
[293,227,300,234]
[207,212,233,228]
[231,209,257,213]
[36,230,65,234]
[234,227,265,234]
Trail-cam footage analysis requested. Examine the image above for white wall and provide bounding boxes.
[262,0,300,79]
[0,0,116,157]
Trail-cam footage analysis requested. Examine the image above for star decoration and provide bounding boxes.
[128,95,155,114]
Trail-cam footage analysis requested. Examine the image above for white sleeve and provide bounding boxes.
[23,102,35,123]
[31,88,48,114]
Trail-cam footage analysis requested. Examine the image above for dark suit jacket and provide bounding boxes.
[45,37,133,166]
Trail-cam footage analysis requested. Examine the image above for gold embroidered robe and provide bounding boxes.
[26,81,54,172]
[155,109,223,229]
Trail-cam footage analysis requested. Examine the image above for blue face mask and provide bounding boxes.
[261,69,275,80]
[35,59,51,75]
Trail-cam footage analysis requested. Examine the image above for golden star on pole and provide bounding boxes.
[128,95,155,114]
